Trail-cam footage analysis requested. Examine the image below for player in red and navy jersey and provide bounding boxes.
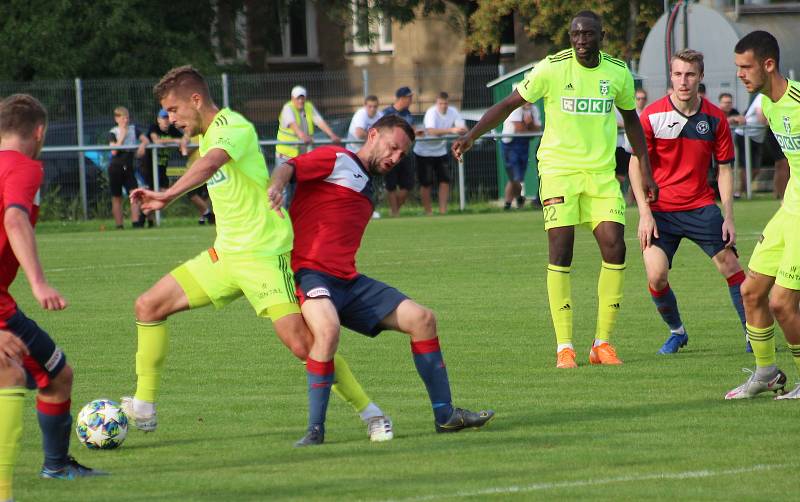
[0,95,104,500]
[628,49,748,354]
[268,114,494,446]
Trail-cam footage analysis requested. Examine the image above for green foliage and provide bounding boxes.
[468,0,663,61]
[0,0,218,80]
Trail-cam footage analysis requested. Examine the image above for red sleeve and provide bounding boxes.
[288,147,339,183]
[3,160,43,214]
[714,113,735,164]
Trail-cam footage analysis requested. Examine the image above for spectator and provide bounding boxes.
[275,85,341,207]
[108,106,148,229]
[413,92,467,215]
[346,95,382,153]
[500,99,541,210]
[139,109,186,226]
[734,94,768,197]
[382,86,417,216]
[718,92,745,128]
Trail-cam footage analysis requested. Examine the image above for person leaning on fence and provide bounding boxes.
[275,85,342,207]
[413,92,467,216]
[108,106,148,229]
[139,109,187,227]
[500,98,542,210]
[382,86,418,217]
[346,95,382,153]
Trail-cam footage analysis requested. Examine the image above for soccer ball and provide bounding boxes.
[75,399,128,449]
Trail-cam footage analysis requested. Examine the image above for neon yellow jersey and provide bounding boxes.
[762,79,800,216]
[199,108,293,257]
[517,49,635,175]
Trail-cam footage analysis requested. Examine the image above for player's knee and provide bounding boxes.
[411,308,437,339]
[740,280,764,308]
[769,294,797,322]
[135,292,163,321]
[647,271,668,292]
[43,363,73,400]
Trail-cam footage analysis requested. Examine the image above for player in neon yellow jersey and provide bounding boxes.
[454,10,657,368]
[122,66,393,442]
[725,31,800,400]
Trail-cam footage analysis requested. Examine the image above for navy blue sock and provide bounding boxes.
[411,338,453,424]
[37,399,72,470]
[306,358,334,431]
[649,283,683,331]
[727,271,747,335]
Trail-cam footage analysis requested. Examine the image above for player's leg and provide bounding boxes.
[771,231,800,399]
[6,312,105,478]
[378,298,494,432]
[711,249,748,349]
[0,362,25,500]
[643,242,688,354]
[541,172,581,367]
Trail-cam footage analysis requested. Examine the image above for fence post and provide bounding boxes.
[362,69,369,98]
[458,158,466,211]
[222,73,230,108]
[152,145,161,226]
[74,78,88,220]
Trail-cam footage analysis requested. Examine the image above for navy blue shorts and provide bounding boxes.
[502,139,529,182]
[2,309,67,390]
[652,204,736,268]
[295,269,408,337]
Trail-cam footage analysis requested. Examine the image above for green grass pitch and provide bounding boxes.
[11,199,800,500]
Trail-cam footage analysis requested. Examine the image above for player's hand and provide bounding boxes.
[267,185,285,218]
[31,281,68,311]
[0,330,28,367]
[451,136,474,162]
[638,212,659,251]
[722,219,737,247]
[130,188,168,213]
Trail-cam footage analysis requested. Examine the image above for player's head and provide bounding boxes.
[670,49,704,103]
[113,106,130,127]
[362,114,415,176]
[734,30,780,94]
[154,65,213,137]
[0,93,48,158]
[569,10,604,64]
[718,92,734,112]
[364,95,379,117]
[436,92,449,114]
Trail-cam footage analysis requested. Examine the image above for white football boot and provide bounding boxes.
[120,396,157,432]
[367,416,393,442]
[725,368,787,399]
[775,383,800,400]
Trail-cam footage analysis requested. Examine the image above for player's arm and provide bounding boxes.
[717,162,736,246]
[452,90,527,160]
[627,154,658,251]
[621,108,658,203]
[268,161,295,214]
[4,208,67,310]
[131,148,229,212]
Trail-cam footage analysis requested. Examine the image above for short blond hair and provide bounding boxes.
[0,94,47,137]
[672,49,704,74]
[113,106,129,117]
[154,65,210,102]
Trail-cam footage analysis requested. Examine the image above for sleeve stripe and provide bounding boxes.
[716,157,735,165]
[5,204,30,214]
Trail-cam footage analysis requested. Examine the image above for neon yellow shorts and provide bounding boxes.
[539,170,626,230]
[170,248,300,320]
[748,207,800,290]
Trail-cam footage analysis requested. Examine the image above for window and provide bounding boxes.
[349,1,394,54]
[266,0,319,62]
[499,13,516,55]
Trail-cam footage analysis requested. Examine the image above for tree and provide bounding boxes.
[466,0,663,62]
[0,0,219,80]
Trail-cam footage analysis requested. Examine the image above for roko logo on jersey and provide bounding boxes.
[206,169,228,187]
[774,133,800,152]
[561,97,614,115]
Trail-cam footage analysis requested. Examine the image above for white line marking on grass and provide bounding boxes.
[48,261,181,273]
[377,463,789,502]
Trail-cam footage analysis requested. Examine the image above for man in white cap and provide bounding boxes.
[276,85,342,206]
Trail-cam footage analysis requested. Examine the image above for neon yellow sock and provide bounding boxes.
[331,353,370,414]
[547,264,573,346]
[747,323,776,368]
[596,262,625,342]
[0,388,25,501]
[787,343,800,376]
[135,320,169,403]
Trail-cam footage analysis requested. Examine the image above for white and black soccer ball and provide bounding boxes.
[75,399,128,450]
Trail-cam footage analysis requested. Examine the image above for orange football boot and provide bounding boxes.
[589,342,623,365]
[556,347,577,368]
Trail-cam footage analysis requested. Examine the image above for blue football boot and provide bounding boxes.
[657,332,688,354]
[40,456,108,479]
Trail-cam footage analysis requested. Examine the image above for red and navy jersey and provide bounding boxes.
[0,150,43,321]
[288,146,374,280]
[641,96,735,212]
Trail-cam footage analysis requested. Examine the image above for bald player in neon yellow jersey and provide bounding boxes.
[725,31,800,400]
[123,66,393,442]
[454,10,657,368]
